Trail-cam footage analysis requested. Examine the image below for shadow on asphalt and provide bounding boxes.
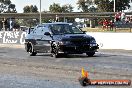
[36,54,52,56]
[95,53,118,57]
[0,52,7,53]
[29,52,118,58]
[66,54,118,58]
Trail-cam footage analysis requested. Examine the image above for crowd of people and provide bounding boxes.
[98,19,114,30]
[98,12,132,30]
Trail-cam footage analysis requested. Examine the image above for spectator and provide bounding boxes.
[115,12,121,22]
[121,12,126,21]
[109,20,114,31]
[125,17,129,23]
[102,19,109,29]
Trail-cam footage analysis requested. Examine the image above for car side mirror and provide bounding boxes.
[27,28,31,34]
[44,32,51,36]
[82,31,86,34]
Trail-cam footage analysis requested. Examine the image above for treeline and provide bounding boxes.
[1,0,132,30]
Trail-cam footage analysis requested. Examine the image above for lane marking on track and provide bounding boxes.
[98,52,132,57]
[55,58,67,62]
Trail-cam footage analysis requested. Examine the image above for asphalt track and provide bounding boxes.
[0,44,131,88]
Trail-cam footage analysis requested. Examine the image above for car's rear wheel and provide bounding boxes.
[26,43,31,52]
[27,44,37,56]
[86,52,95,57]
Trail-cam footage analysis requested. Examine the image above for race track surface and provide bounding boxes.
[0,44,131,88]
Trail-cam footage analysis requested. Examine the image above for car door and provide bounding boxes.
[34,26,52,53]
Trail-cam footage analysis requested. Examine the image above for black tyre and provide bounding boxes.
[51,49,60,58]
[79,77,91,86]
[28,44,37,56]
[26,43,31,52]
[51,52,60,58]
[30,51,37,56]
[51,44,60,58]
[86,52,95,57]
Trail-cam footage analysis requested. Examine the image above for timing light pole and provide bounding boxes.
[114,0,115,12]
[40,0,42,24]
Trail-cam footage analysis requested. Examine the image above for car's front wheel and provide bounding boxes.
[51,44,60,58]
[86,52,95,57]
[30,50,37,56]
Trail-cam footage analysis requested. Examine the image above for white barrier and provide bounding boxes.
[0,31,132,50]
[87,32,132,50]
[0,31,26,44]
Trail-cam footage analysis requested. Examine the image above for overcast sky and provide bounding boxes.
[11,0,79,13]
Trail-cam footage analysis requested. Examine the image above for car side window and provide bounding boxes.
[49,25,60,34]
[42,27,50,33]
[34,26,50,35]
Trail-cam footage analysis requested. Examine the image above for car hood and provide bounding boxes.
[52,34,93,41]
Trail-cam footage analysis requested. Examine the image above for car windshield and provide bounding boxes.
[49,24,83,35]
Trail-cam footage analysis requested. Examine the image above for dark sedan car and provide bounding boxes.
[25,22,99,57]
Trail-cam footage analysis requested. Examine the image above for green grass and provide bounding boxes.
[82,27,132,33]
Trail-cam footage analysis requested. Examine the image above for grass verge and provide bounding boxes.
[82,27,132,33]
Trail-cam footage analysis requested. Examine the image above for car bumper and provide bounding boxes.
[58,44,99,54]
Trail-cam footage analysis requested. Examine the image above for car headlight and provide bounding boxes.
[90,38,96,43]
[59,41,71,45]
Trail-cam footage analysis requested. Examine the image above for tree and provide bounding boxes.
[61,4,73,12]
[89,6,97,12]
[0,0,17,30]
[99,0,132,12]
[23,6,30,13]
[49,3,74,13]
[32,5,38,12]
[114,0,131,11]
[0,0,16,13]
[77,0,88,12]
[22,5,39,27]
[77,0,132,12]
[2,0,11,5]
[49,3,62,13]
[48,3,74,22]
[77,0,94,12]
[94,0,112,12]
[7,4,17,13]
[23,5,38,13]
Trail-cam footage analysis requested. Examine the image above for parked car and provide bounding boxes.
[25,22,99,57]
